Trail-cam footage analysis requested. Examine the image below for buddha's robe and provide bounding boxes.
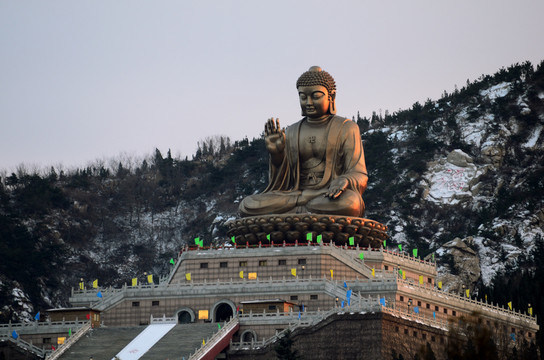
[239,115,368,217]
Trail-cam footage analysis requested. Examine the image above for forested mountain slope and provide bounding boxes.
[1,62,543,353]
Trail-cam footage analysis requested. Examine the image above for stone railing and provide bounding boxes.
[150,314,177,324]
[396,278,538,328]
[189,317,239,360]
[0,334,47,358]
[45,322,92,360]
[381,306,448,330]
[72,275,396,315]
[326,244,374,278]
[230,299,383,351]
[380,248,436,269]
[0,319,88,336]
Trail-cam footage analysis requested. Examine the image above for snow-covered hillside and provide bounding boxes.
[1,61,543,325]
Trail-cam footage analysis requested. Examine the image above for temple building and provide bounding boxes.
[1,239,538,359]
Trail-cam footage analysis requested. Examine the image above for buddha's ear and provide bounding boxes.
[329,90,337,115]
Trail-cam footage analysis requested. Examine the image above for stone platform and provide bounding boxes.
[226,214,388,248]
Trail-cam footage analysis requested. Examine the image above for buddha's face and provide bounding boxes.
[298,85,330,119]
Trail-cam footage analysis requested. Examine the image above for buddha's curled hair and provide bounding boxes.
[296,66,336,94]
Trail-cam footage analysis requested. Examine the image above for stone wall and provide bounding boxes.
[227,312,448,360]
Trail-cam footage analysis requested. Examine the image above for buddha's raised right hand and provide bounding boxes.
[265,118,286,159]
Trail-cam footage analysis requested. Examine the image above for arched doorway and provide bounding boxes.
[241,330,257,343]
[178,311,192,324]
[214,302,234,322]
[175,307,195,324]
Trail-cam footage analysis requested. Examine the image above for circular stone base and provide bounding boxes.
[226,214,388,248]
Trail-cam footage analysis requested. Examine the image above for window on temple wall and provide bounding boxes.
[413,331,418,337]
[417,301,421,307]
[384,265,389,270]
[428,277,432,283]
[200,263,208,269]
[404,329,408,335]
[310,295,318,300]
[431,335,436,342]
[426,303,430,309]
[278,259,287,266]
[239,261,247,267]
[422,333,426,340]
[528,332,532,338]
[259,260,267,266]
[290,295,298,301]
[298,258,307,265]
[400,296,404,302]
[452,310,456,316]
[269,305,277,310]
[395,326,399,333]
[152,301,160,306]
[132,302,140,307]
[443,308,447,314]
[435,305,439,311]
[220,262,228,268]
[43,338,52,344]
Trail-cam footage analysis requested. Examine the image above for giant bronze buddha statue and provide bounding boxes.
[239,66,368,217]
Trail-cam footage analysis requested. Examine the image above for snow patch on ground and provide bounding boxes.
[424,161,480,205]
[517,96,531,115]
[459,115,491,148]
[389,129,409,142]
[523,125,542,149]
[480,82,510,100]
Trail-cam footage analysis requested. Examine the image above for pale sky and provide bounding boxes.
[1,1,543,173]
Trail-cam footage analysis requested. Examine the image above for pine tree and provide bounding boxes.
[274,330,302,360]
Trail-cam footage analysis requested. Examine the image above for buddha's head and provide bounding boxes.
[296,66,336,117]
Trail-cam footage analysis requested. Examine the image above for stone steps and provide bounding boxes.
[58,326,145,360]
[140,323,219,360]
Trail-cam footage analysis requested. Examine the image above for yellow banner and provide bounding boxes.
[438,281,442,289]
[371,268,375,277]
[185,273,191,281]
[248,272,257,280]
[198,310,208,320]
[79,282,84,290]
[466,289,470,298]
[239,271,244,279]
[147,274,153,284]
[92,279,98,289]
[131,278,137,287]
[291,268,296,277]
[419,275,423,285]
[508,301,512,310]
[330,269,333,279]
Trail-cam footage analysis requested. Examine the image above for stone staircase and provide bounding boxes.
[55,323,220,360]
[57,326,145,360]
[140,323,219,360]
